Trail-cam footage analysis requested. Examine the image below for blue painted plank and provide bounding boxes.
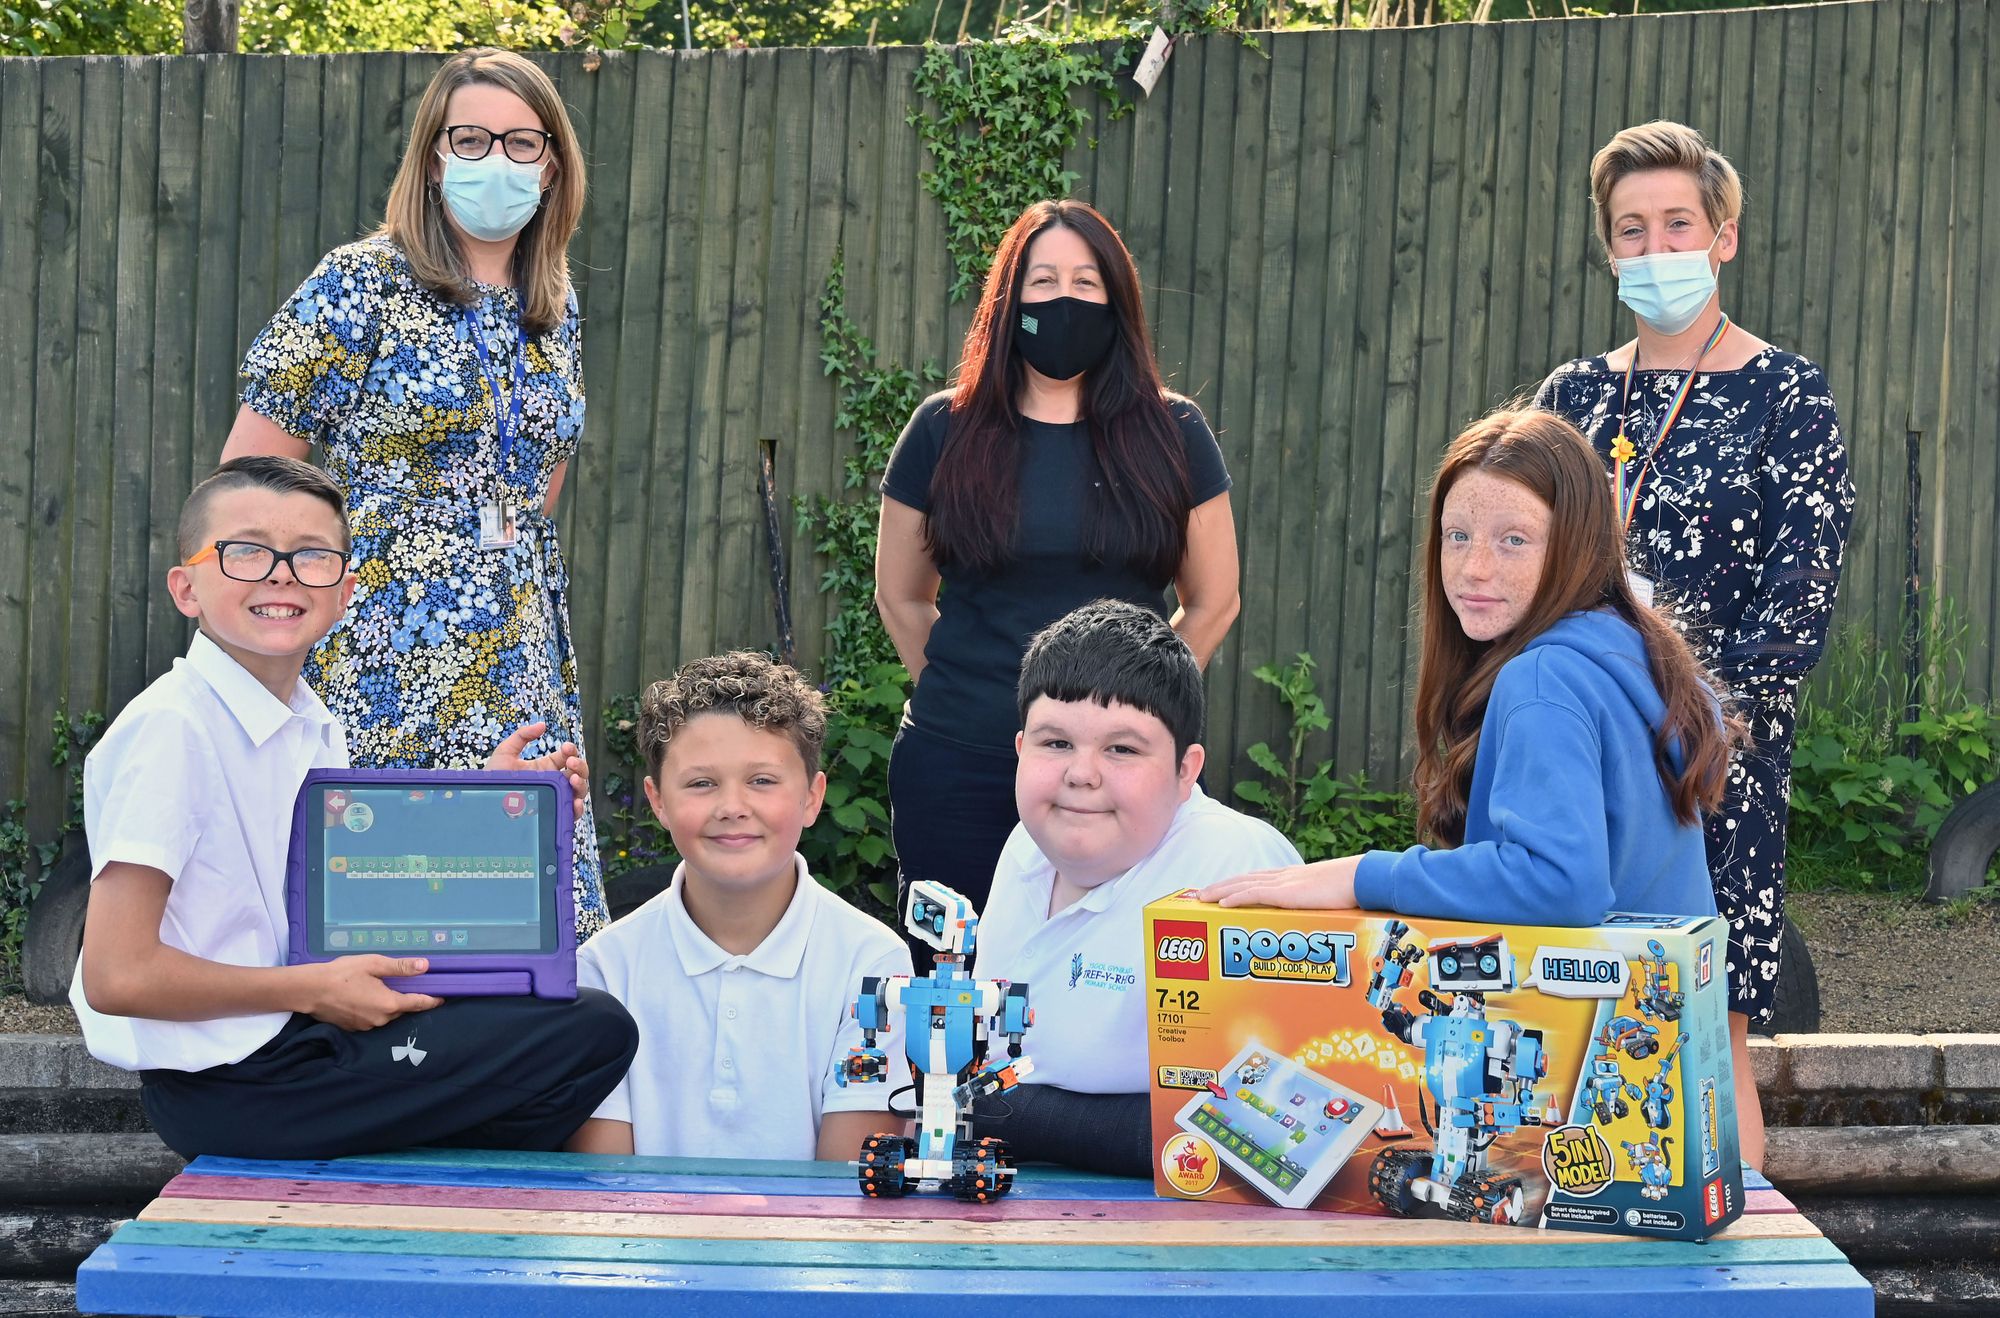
[105,1219,1854,1273]
[182,1155,1163,1203]
[77,1244,1874,1318]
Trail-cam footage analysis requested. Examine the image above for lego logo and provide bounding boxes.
[1153,919,1209,981]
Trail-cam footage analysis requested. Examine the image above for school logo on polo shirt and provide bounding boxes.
[1067,952,1138,993]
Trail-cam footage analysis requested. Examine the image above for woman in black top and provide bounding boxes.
[876,200,1239,921]
[1534,122,1854,1169]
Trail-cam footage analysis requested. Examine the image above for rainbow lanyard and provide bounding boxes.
[1611,313,1730,533]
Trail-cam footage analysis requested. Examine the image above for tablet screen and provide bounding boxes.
[304,783,560,956]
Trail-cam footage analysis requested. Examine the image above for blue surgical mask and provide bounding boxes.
[1614,232,1721,336]
[437,151,545,243]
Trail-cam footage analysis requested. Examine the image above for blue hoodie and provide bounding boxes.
[1353,610,1718,926]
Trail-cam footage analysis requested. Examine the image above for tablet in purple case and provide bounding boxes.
[286,768,577,999]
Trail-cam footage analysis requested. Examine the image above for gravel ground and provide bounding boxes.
[1,890,1992,1037]
[1788,888,2000,1034]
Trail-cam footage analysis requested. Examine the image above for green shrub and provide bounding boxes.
[1232,653,1416,860]
[1787,597,2000,893]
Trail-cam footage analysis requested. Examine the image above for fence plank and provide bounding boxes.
[0,58,41,796]
[105,60,160,718]
[25,58,85,843]
[191,55,242,475]
[66,59,123,722]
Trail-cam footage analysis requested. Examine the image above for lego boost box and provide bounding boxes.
[1145,896,1743,1241]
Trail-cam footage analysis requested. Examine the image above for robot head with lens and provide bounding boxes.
[1427,935,1515,992]
[904,879,979,958]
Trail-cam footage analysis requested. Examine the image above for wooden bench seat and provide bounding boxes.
[76,1150,1872,1315]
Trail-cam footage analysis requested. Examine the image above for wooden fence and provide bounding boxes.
[2,0,1995,839]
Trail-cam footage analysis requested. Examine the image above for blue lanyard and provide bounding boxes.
[462,302,528,479]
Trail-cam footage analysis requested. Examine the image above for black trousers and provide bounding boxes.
[972,1084,1154,1178]
[140,988,637,1161]
[888,720,1020,950]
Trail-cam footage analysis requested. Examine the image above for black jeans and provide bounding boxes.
[141,988,637,1160]
[888,719,1020,941]
[972,1084,1155,1178]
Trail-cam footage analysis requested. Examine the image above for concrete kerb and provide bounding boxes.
[0,1034,138,1091]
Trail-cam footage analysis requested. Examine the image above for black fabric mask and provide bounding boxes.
[1012,296,1116,381]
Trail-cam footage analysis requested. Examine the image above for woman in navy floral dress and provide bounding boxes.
[221,50,606,937]
[1536,123,1853,1168]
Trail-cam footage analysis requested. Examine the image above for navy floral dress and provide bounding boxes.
[240,237,607,939]
[1536,348,1854,1026]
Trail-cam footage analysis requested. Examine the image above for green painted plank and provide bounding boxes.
[109,1218,1852,1275]
[349,1148,1111,1183]
[26,57,83,844]
[1445,21,1503,434]
[105,59,161,714]
[1482,21,1533,406]
[1904,0,1952,440]
[66,58,124,717]
[1853,1,1906,653]
[0,57,40,801]
[1510,19,1563,396]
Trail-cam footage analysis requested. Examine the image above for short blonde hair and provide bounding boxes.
[1589,121,1742,257]
[377,49,585,336]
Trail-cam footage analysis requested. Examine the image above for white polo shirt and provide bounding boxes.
[577,856,913,1159]
[70,631,348,1073]
[973,786,1301,1094]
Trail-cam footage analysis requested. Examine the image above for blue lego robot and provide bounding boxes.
[1580,1055,1640,1127]
[1621,1135,1674,1199]
[837,880,1033,1202]
[1633,938,1685,1024]
[1596,1013,1662,1061]
[1363,921,1551,1226]
[1636,1036,1685,1131]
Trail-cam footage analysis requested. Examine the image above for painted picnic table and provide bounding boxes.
[76,1151,1871,1316]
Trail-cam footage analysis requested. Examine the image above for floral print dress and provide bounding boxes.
[1537,348,1854,1025]
[240,237,607,939]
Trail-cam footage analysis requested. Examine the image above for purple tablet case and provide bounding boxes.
[286,768,577,999]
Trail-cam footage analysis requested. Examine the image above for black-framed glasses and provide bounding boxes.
[440,124,554,165]
[185,540,349,588]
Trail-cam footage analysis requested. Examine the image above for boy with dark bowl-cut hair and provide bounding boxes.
[970,600,1300,1175]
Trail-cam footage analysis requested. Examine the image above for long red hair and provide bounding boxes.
[1412,408,1741,845]
[925,200,1191,580]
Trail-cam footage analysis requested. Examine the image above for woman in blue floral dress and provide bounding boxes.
[221,50,606,937]
[1535,123,1854,1168]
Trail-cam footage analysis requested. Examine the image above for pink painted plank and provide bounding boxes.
[159,1174,1346,1224]
[160,1172,1794,1224]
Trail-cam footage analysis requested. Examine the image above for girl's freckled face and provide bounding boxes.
[1439,470,1552,643]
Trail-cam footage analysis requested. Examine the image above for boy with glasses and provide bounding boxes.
[70,456,636,1160]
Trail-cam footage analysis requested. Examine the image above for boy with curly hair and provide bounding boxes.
[567,652,913,1158]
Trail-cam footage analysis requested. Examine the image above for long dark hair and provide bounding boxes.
[1412,408,1742,846]
[925,200,1192,580]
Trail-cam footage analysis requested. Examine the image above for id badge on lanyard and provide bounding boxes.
[465,303,528,552]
